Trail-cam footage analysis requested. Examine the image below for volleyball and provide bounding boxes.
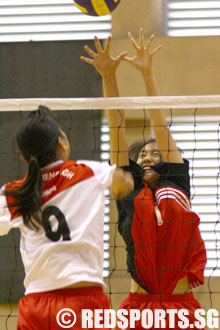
[74,0,121,16]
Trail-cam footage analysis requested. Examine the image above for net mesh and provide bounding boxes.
[0,96,219,329]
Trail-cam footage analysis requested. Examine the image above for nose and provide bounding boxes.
[142,153,153,164]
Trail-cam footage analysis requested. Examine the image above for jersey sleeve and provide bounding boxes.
[153,159,190,198]
[76,160,116,189]
[0,186,13,236]
[120,159,145,190]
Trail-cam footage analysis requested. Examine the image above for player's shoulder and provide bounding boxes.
[76,160,115,172]
[76,159,103,166]
[52,160,116,188]
[3,177,27,194]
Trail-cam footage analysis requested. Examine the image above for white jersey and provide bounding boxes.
[0,160,116,295]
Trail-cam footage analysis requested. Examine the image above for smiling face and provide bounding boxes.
[136,142,162,185]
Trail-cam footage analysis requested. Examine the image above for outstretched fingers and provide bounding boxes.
[94,36,103,53]
[83,45,97,58]
[150,44,162,56]
[145,34,155,51]
[139,28,145,49]
[104,36,111,54]
[80,56,94,64]
[123,55,135,64]
[128,32,139,50]
[82,36,105,61]
[115,51,128,63]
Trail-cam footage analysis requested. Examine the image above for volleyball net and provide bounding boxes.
[0,95,219,328]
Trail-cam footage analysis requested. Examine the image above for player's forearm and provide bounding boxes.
[102,73,119,98]
[142,70,160,97]
[142,70,167,126]
[142,70,183,163]
[102,73,125,128]
[103,74,129,166]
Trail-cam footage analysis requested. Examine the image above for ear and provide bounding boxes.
[57,135,69,151]
[56,135,70,161]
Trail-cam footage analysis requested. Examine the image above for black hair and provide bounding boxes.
[128,138,157,162]
[129,138,183,163]
[5,105,62,230]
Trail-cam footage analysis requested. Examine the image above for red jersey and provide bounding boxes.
[117,159,207,294]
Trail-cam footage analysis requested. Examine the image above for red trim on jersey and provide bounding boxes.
[5,175,28,222]
[41,161,94,204]
[5,161,94,221]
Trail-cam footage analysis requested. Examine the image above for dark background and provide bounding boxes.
[0,40,102,302]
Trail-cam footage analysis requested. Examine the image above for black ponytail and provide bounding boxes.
[5,106,62,230]
[6,156,43,230]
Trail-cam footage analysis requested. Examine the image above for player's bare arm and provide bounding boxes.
[124,28,183,164]
[81,36,129,167]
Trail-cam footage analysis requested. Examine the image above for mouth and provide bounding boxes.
[143,168,155,176]
[143,166,152,171]
[142,167,158,183]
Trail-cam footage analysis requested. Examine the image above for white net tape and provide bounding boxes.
[1,95,220,110]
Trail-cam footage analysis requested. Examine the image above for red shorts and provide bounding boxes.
[17,286,110,330]
[115,292,206,330]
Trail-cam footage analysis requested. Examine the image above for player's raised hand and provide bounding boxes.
[124,28,161,76]
[81,36,127,77]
